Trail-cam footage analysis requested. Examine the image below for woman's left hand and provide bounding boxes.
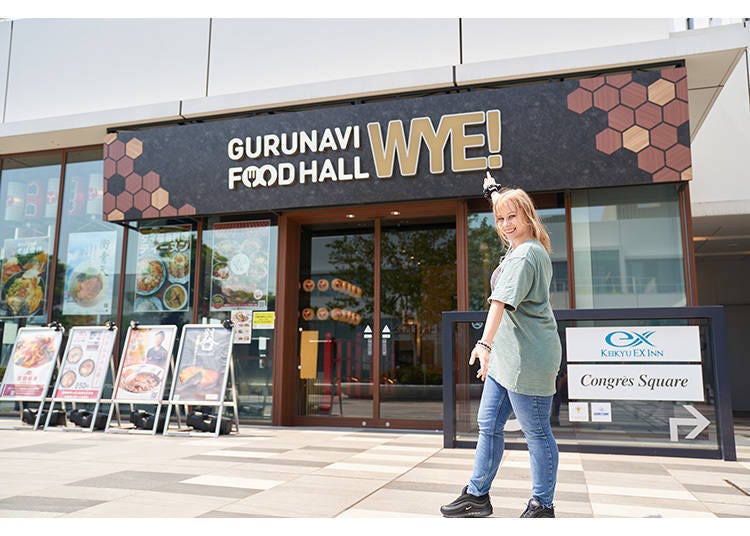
[469,345,490,381]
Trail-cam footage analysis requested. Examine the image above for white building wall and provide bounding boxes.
[4,18,210,123]
[207,19,460,97]
[689,54,750,215]
[461,18,674,64]
[0,21,11,123]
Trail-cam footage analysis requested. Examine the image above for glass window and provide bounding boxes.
[453,316,724,457]
[199,216,278,422]
[379,218,456,421]
[0,154,62,368]
[0,153,62,416]
[52,149,124,330]
[119,219,198,403]
[468,197,569,310]
[571,184,686,308]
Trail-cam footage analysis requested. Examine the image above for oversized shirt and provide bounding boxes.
[486,239,562,396]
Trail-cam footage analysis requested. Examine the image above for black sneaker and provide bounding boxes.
[440,486,493,518]
[520,497,555,518]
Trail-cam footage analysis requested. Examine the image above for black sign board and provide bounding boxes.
[103,66,691,221]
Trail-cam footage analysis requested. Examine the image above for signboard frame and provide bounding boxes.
[43,325,119,432]
[162,323,239,438]
[441,306,736,461]
[105,324,178,435]
[0,325,65,430]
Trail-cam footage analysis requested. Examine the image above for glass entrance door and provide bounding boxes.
[295,214,456,427]
[379,219,456,421]
[297,224,374,418]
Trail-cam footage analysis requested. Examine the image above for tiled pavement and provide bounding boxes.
[0,419,748,519]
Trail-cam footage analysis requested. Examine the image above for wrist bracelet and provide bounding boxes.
[482,184,500,200]
[475,340,493,352]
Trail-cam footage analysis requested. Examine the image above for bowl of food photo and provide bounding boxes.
[120,364,163,394]
[67,346,83,364]
[13,335,55,369]
[163,284,188,310]
[69,262,106,308]
[167,252,190,283]
[2,270,44,316]
[135,257,166,296]
[78,359,96,377]
[60,370,77,388]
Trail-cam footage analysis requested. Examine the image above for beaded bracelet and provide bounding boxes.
[482,184,500,200]
[475,340,493,352]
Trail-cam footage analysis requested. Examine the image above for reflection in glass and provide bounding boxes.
[0,154,62,384]
[121,221,197,403]
[571,184,686,308]
[297,226,374,418]
[469,205,568,310]
[52,150,123,335]
[379,220,456,421]
[199,217,279,422]
[454,318,722,456]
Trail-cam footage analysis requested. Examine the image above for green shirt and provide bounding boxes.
[486,239,562,396]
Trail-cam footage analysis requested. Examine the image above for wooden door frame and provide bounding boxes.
[274,199,461,429]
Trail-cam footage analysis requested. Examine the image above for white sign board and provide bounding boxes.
[568,402,589,422]
[591,402,612,422]
[565,326,701,363]
[568,364,704,401]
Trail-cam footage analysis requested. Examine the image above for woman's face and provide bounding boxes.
[495,201,533,246]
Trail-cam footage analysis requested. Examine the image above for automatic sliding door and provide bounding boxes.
[379,219,456,421]
[296,225,374,418]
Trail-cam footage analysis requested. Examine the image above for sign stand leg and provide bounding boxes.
[229,357,240,433]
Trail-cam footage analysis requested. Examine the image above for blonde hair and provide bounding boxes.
[492,188,552,253]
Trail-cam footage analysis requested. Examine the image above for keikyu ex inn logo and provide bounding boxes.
[601,330,664,358]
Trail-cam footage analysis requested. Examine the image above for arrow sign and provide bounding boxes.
[669,405,710,442]
[363,325,372,339]
[381,325,391,339]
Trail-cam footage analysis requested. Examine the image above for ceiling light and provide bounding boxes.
[390,210,401,216]
[345,213,355,219]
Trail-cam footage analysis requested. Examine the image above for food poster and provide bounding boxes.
[62,231,117,316]
[0,236,51,318]
[172,325,233,402]
[210,220,270,312]
[113,325,177,401]
[134,226,192,313]
[53,327,117,401]
[0,327,63,400]
[231,309,252,344]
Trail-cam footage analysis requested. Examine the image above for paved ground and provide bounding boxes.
[0,418,748,522]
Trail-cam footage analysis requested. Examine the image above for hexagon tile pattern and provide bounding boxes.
[566,66,691,183]
[103,133,196,221]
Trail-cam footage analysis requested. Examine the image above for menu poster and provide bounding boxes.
[231,310,253,344]
[0,327,63,400]
[62,231,118,316]
[0,236,51,318]
[53,327,117,401]
[210,220,270,311]
[134,226,192,313]
[113,325,177,401]
[172,325,233,403]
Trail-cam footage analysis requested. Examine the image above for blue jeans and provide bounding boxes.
[467,375,558,508]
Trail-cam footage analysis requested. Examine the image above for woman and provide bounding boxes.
[440,172,562,518]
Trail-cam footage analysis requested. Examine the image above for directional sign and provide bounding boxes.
[381,325,391,339]
[669,405,710,441]
[363,325,372,339]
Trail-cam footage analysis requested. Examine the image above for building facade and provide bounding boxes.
[0,19,748,434]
